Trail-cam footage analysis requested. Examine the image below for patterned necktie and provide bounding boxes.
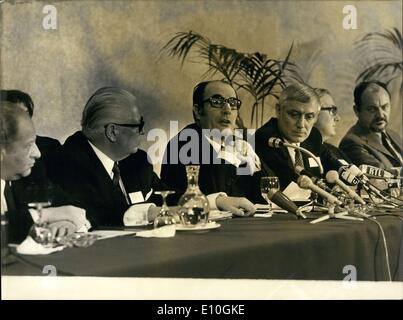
[294,148,304,169]
[382,133,403,166]
[112,162,130,205]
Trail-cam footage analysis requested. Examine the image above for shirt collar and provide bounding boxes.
[204,135,224,154]
[87,140,115,178]
[1,179,7,214]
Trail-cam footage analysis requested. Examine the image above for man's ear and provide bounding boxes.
[193,104,202,121]
[353,105,359,117]
[104,124,118,142]
[275,103,280,118]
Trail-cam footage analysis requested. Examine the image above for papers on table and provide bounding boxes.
[209,210,233,221]
[283,181,311,201]
[89,230,138,240]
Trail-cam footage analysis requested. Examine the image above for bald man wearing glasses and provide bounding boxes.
[47,87,164,227]
[161,80,261,216]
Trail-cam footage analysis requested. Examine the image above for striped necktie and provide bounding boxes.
[382,132,403,166]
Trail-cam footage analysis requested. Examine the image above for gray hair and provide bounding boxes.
[81,87,137,130]
[278,82,320,109]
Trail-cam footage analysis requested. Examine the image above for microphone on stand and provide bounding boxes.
[359,164,401,180]
[295,166,330,191]
[268,138,324,174]
[265,189,300,217]
[339,165,384,197]
[326,171,366,205]
[297,175,342,206]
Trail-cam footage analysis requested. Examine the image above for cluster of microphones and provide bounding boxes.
[264,138,403,220]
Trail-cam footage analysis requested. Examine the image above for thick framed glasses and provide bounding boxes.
[321,106,338,116]
[203,95,242,110]
[105,116,145,134]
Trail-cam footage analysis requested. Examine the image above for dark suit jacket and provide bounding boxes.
[7,159,75,244]
[47,131,164,227]
[339,122,403,170]
[254,118,344,190]
[36,135,61,166]
[322,142,352,165]
[160,123,262,204]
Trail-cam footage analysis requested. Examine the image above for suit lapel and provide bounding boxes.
[76,134,128,208]
[365,132,396,159]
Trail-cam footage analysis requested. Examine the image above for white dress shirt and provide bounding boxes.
[1,179,7,214]
[87,140,154,226]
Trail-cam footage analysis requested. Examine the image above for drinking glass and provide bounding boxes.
[260,176,280,213]
[153,191,177,229]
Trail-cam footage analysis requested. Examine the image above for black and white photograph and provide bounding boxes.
[1,0,402,302]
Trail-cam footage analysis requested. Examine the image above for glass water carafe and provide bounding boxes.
[178,165,210,226]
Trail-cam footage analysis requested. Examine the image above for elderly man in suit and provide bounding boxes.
[47,87,163,227]
[340,81,402,170]
[254,82,344,190]
[313,88,351,165]
[1,102,87,246]
[161,80,260,216]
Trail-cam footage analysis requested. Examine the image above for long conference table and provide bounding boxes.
[2,211,403,281]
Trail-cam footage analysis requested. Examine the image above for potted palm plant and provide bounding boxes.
[161,31,294,128]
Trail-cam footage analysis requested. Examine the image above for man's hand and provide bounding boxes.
[35,205,87,228]
[215,196,255,217]
[47,220,77,240]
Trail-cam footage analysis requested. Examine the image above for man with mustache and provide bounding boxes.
[161,80,260,216]
[340,81,402,170]
[254,82,344,190]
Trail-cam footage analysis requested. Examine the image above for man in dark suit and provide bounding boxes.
[47,87,163,227]
[254,83,343,190]
[340,81,402,170]
[1,102,87,245]
[161,80,259,215]
[313,88,352,166]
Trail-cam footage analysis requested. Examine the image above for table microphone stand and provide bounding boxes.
[310,204,363,224]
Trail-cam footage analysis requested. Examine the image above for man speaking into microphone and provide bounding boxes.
[254,82,344,190]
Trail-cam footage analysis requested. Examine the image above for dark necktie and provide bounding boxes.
[112,162,130,205]
[4,181,16,213]
[382,133,403,166]
[294,148,304,169]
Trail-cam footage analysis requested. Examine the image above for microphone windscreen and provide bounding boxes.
[269,190,298,215]
[268,137,282,148]
[297,175,312,189]
[325,170,339,184]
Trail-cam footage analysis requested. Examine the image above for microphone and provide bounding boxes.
[326,170,366,205]
[339,165,384,197]
[266,189,300,216]
[297,175,342,206]
[338,165,363,185]
[268,137,289,148]
[268,138,324,174]
[295,166,329,191]
[359,165,398,179]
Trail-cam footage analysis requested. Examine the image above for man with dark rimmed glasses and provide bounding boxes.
[161,80,262,216]
[314,88,352,165]
[47,87,164,227]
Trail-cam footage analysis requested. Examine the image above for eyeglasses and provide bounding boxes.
[105,116,145,134]
[203,95,242,110]
[321,106,338,116]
